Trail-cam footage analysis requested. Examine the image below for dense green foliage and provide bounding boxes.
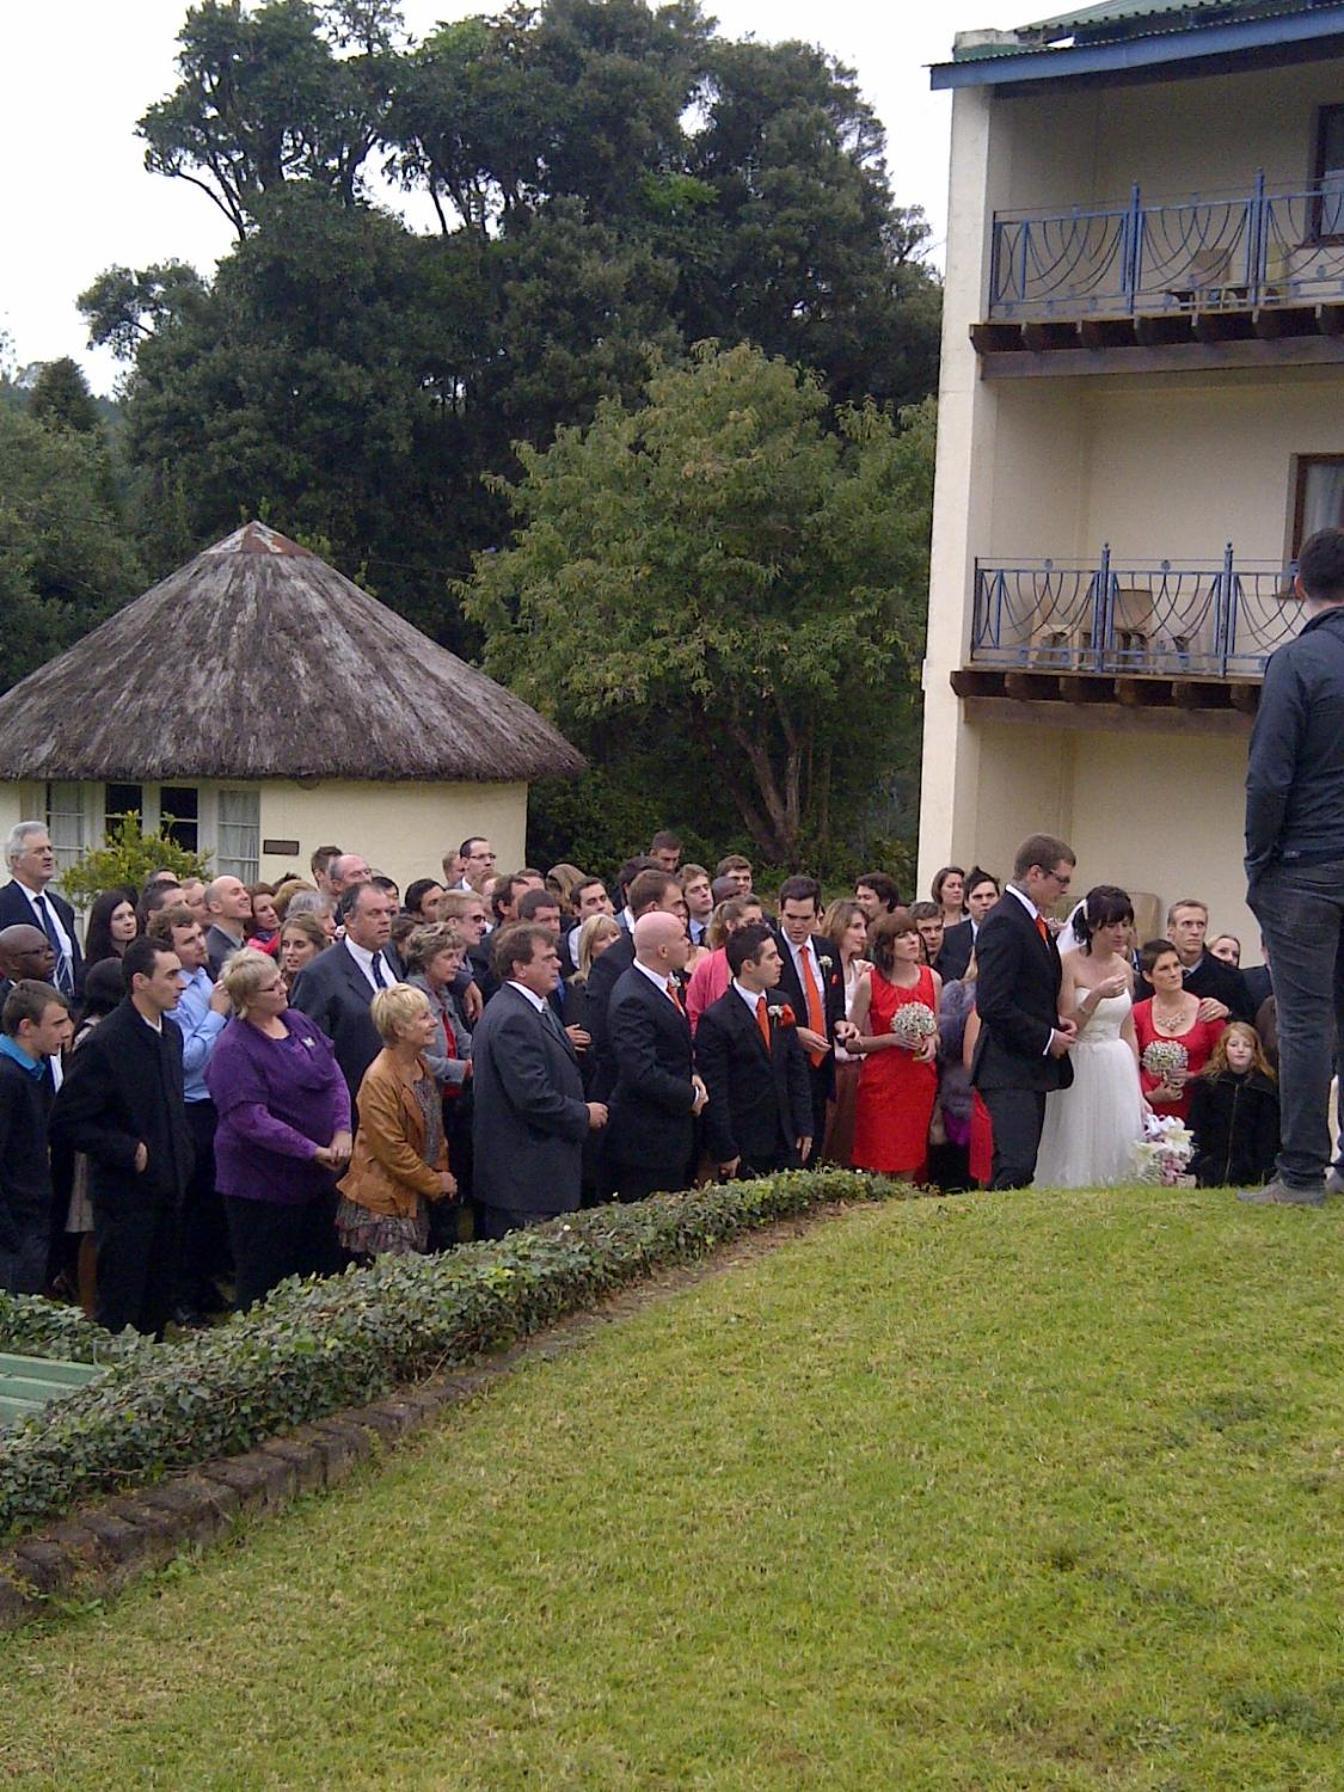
[4,1188,1344,1787]
[465,344,934,863]
[0,1169,899,1542]
[7,0,941,867]
[0,386,143,694]
[0,1294,145,1368]
[78,4,939,730]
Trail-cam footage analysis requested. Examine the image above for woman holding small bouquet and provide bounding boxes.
[841,909,940,1179]
[1132,939,1225,1124]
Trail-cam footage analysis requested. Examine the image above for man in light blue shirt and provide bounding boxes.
[154,908,231,1319]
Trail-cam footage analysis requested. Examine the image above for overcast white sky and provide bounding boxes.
[0,0,1023,394]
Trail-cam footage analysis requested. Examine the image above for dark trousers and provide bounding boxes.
[610,1157,693,1204]
[475,1203,569,1241]
[93,1189,178,1338]
[179,1100,232,1306]
[225,1190,342,1313]
[0,1220,50,1297]
[802,1067,829,1166]
[981,1087,1048,1190]
[1248,858,1344,1188]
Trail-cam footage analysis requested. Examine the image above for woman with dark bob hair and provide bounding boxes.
[840,908,941,1180]
[1033,885,1146,1187]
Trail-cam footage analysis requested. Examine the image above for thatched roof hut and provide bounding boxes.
[0,522,584,783]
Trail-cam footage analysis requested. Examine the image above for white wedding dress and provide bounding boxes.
[1033,990,1146,1189]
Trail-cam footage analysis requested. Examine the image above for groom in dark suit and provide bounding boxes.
[971,834,1078,1189]
[696,924,814,1178]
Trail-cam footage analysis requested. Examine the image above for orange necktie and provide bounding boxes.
[1035,915,1049,943]
[800,948,826,1068]
[666,981,684,1016]
[756,994,772,1053]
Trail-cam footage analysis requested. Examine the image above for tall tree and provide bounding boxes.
[25,358,103,435]
[139,0,397,238]
[0,407,144,693]
[462,343,934,866]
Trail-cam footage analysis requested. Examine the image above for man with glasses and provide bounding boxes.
[969,834,1078,1190]
[0,823,82,998]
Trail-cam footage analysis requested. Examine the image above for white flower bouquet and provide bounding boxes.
[1141,1039,1189,1081]
[890,1003,938,1051]
[1131,1110,1195,1186]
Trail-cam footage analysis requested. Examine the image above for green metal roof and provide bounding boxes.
[951,0,1333,60]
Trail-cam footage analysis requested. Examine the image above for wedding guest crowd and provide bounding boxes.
[0,809,1299,1336]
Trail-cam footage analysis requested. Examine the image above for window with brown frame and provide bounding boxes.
[1314,105,1344,240]
[1293,455,1344,555]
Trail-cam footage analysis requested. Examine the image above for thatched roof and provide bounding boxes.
[0,523,584,783]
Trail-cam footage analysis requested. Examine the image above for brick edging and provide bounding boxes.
[0,1360,526,1631]
[0,1204,856,1631]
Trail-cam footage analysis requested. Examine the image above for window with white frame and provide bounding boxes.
[45,782,86,872]
[216,788,260,882]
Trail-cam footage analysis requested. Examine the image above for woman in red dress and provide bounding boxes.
[1132,938,1225,1124]
[843,909,941,1179]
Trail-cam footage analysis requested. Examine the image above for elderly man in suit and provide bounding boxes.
[970,834,1077,1190]
[696,923,813,1179]
[605,911,707,1202]
[50,937,194,1337]
[290,881,398,1107]
[773,875,845,1164]
[471,924,608,1239]
[0,823,81,998]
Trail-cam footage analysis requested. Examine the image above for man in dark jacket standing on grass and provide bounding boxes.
[1242,526,1344,1205]
[0,981,71,1294]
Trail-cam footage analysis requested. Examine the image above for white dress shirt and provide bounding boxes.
[505,979,549,1014]
[345,937,393,992]
[633,959,671,995]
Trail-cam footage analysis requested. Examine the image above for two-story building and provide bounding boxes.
[920,0,1344,941]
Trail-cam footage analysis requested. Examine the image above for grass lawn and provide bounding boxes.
[3,1186,1344,1790]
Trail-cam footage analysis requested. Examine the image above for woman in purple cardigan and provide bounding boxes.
[206,949,352,1311]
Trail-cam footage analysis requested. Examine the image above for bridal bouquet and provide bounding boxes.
[1141,1039,1189,1081]
[1131,1111,1195,1185]
[890,1003,938,1051]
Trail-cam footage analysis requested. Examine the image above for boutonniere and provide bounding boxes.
[774,1003,797,1028]
[818,954,834,973]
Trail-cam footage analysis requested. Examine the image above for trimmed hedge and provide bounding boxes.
[0,1293,148,1368]
[0,1169,908,1543]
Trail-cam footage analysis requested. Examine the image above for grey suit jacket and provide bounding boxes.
[471,984,589,1215]
[289,940,392,1103]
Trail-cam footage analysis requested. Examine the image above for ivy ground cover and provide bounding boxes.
[3,1186,1343,1789]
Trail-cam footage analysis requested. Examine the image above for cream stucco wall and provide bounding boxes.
[0,778,528,900]
[943,720,1254,946]
[257,781,527,890]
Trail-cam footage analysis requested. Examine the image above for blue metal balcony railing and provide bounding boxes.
[988,175,1344,319]
[969,547,1301,680]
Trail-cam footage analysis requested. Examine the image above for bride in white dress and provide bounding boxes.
[1034,886,1146,1189]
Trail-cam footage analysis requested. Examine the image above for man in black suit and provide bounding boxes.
[936,868,1002,982]
[605,912,707,1201]
[971,835,1077,1190]
[587,868,685,1103]
[1134,899,1254,1023]
[50,937,194,1336]
[773,875,845,1163]
[290,882,399,1107]
[696,923,813,1178]
[471,924,608,1238]
[0,980,71,1295]
[0,822,81,998]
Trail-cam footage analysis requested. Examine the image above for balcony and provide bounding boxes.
[951,547,1302,726]
[973,178,1344,375]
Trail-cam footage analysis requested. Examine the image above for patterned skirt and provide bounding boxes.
[335,1195,429,1257]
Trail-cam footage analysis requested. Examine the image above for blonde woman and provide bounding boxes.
[338,983,457,1257]
[566,914,623,1059]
